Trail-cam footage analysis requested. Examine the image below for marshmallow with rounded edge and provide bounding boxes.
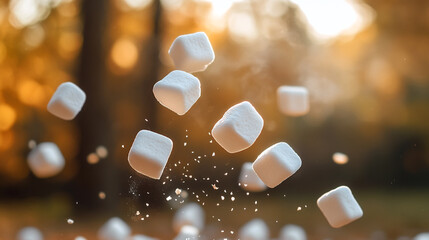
[27,142,65,178]
[47,82,86,120]
[17,227,43,240]
[128,130,173,179]
[280,225,307,240]
[414,233,429,240]
[98,217,131,240]
[153,70,201,115]
[173,203,205,233]
[252,142,302,188]
[277,86,309,116]
[239,162,267,192]
[173,225,200,240]
[168,32,215,73]
[212,101,264,153]
[238,219,269,240]
[317,186,363,228]
[130,235,159,240]
[75,237,87,240]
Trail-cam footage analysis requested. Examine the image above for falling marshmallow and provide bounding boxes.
[47,82,86,120]
[17,227,43,240]
[128,130,173,179]
[277,86,309,116]
[168,32,215,73]
[212,101,264,153]
[98,217,131,240]
[75,237,87,240]
[153,70,201,115]
[317,186,363,228]
[239,162,267,192]
[414,233,429,240]
[280,224,307,240]
[130,235,159,240]
[332,152,349,165]
[173,203,205,233]
[252,142,302,188]
[27,142,65,178]
[173,225,200,240]
[238,219,269,240]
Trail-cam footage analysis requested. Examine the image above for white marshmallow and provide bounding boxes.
[173,225,200,240]
[17,227,43,240]
[128,130,173,179]
[317,186,363,228]
[173,203,205,233]
[280,225,307,240]
[252,142,302,188]
[239,162,267,192]
[168,32,215,73]
[277,86,309,116]
[27,142,65,178]
[414,233,429,240]
[212,101,264,153]
[129,235,158,240]
[75,237,87,240]
[98,217,131,240]
[47,82,86,120]
[238,219,269,240]
[153,70,201,115]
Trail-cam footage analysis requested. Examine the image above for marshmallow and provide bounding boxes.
[414,233,429,240]
[173,225,200,240]
[128,130,173,179]
[27,142,65,178]
[173,203,205,233]
[280,225,307,240]
[153,70,201,115]
[47,82,86,120]
[252,142,302,188]
[98,217,131,240]
[75,237,87,240]
[317,186,363,228]
[212,101,264,153]
[17,227,43,240]
[130,235,158,240]
[168,32,215,73]
[239,162,267,192]
[238,219,269,240]
[277,86,309,116]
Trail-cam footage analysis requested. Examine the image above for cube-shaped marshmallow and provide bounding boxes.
[168,32,215,73]
[277,86,309,116]
[239,162,267,192]
[17,227,43,240]
[128,130,173,179]
[130,235,158,240]
[238,219,269,240]
[415,233,429,240]
[27,142,65,178]
[98,217,131,240]
[280,224,307,240]
[47,82,86,120]
[212,101,264,153]
[252,142,302,188]
[174,225,199,240]
[317,186,363,228]
[173,203,205,233]
[153,70,201,115]
[75,237,86,240]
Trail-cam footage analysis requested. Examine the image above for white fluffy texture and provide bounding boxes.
[128,130,173,179]
[47,82,86,120]
[414,233,429,240]
[27,142,65,178]
[252,142,302,188]
[168,32,215,73]
[212,101,264,153]
[173,225,200,240]
[238,219,269,240]
[129,235,159,240]
[75,237,87,240]
[317,186,363,228]
[98,217,131,240]
[239,162,267,192]
[277,86,309,117]
[153,70,201,115]
[173,203,205,233]
[280,225,307,240]
[17,227,43,240]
